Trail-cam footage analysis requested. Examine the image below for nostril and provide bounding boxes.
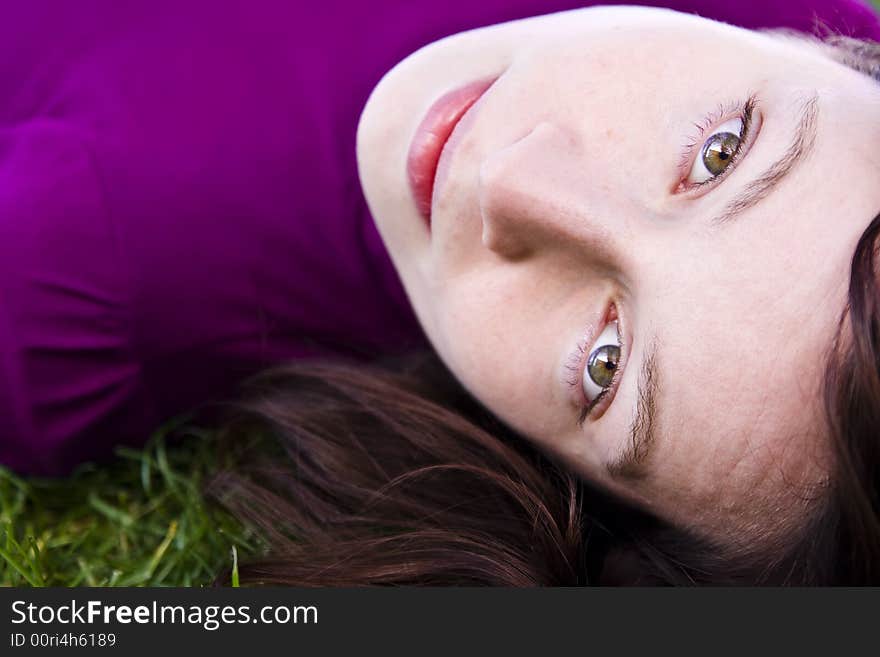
[480,211,535,260]
[477,156,531,259]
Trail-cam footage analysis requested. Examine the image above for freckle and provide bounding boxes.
[605,128,615,139]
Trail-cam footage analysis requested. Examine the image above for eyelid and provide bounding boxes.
[565,303,628,427]
[673,94,761,195]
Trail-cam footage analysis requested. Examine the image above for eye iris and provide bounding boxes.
[702,131,740,176]
[587,344,620,388]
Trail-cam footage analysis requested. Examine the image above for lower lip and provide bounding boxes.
[406,78,496,227]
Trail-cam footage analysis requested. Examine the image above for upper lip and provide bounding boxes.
[433,77,499,203]
[406,76,499,220]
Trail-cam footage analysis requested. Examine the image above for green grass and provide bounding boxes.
[0,415,260,587]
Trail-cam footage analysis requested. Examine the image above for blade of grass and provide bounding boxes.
[88,493,135,528]
[146,520,178,580]
[231,545,240,587]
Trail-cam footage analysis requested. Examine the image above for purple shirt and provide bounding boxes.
[1,0,878,475]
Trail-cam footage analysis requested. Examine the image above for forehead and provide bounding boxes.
[626,69,880,533]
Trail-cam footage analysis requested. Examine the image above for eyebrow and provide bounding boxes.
[712,93,820,226]
[608,339,659,480]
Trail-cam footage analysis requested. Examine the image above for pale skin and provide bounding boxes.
[356,6,880,546]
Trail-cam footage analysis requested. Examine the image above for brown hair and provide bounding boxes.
[207,37,880,586]
[208,351,601,585]
[810,209,880,583]
[204,329,860,587]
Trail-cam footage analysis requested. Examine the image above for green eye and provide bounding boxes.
[686,116,746,185]
[702,131,740,176]
[588,344,620,388]
[580,321,622,405]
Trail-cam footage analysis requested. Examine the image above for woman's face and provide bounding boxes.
[356,6,880,542]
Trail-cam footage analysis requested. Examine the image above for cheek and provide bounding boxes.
[431,286,573,444]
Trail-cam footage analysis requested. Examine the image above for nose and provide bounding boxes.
[478,121,623,265]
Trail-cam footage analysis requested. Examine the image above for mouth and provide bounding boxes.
[406,77,497,228]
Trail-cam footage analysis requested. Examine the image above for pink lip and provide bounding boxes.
[406,77,497,227]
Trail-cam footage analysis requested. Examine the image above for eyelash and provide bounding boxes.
[676,94,758,192]
[564,307,625,428]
